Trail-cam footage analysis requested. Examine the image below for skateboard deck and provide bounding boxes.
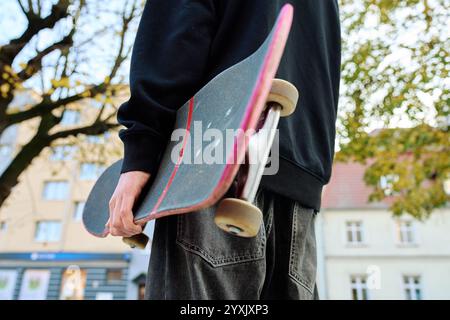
[83,5,294,238]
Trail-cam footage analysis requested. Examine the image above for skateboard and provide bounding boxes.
[83,4,298,249]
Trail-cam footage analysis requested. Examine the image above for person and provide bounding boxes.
[107,0,341,300]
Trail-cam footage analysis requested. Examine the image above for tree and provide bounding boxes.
[2,1,448,219]
[0,0,142,208]
[337,0,449,219]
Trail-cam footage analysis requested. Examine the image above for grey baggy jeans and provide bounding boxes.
[145,189,318,300]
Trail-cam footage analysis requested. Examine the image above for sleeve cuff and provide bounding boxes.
[119,131,166,175]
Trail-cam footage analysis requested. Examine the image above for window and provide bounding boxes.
[34,221,62,242]
[61,110,80,126]
[396,220,416,245]
[42,181,69,200]
[346,221,364,244]
[380,174,399,196]
[0,144,12,157]
[350,275,369,300]
[106,269,123,283]
[403,276,422,300]
[51,145,76,161]
[79,163,104,180]
[86,135,103,144]
[0,221,6,232]
[95,292,114,300]
[73,202,85,221]
[18,269,51,300]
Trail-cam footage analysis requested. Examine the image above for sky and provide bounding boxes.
[1,0,446,147]
[0,0,138,92]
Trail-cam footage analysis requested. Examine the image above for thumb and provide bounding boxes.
[104,218,111,235]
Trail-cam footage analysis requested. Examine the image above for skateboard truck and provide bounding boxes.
[123,233,149,249]
[214,79,299,238]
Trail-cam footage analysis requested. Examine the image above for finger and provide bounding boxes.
[111,197,128,236]
[110,227,132,238]
[107,197,115,234]
[111,220,131,236]
[120,196,142,235]
[121,215,142,236]
[105,217,111,230]
[104,218,111,236]
[113,197,139,237]
[108,197,115,219]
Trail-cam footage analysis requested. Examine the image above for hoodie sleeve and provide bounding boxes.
[117,0,217,174]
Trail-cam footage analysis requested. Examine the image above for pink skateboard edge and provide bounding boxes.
[131,4,295,227]
[89,5,295,238]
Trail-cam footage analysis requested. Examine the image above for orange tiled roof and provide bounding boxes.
[321,162,391,209]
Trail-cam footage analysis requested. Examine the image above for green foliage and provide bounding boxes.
[338,0,450,219]
[0,0,141,209]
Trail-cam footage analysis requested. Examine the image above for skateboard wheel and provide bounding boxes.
[122,233,149,249]
[214,198,263,238]
[267,79,299,117]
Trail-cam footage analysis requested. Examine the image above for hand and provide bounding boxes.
[106,171,151,237]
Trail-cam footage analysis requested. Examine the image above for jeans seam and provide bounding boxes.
[265,200,273,236]
[258,190,273,236]
[288,202,314,295]
[176,215,265,268]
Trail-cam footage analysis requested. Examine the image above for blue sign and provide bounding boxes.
[0,252,131,262]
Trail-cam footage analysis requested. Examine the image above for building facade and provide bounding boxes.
[2,93,449,300]
[0,93,151,300]
[317,162,450,300]
[0,252,130,300]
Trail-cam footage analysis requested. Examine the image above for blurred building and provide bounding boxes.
[1,94,449,300]
[0,92,150,300]
[316,162,450,300]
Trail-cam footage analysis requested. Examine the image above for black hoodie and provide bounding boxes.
[117,0,341,211]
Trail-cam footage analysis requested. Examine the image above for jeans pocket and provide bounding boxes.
[176,205,266,268]
[288,203,317,296]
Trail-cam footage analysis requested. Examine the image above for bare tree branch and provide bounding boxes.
[4,83,108,126]
[0,0,70,64]
[17,34,74,81]
[36,0,42,16]
[27,0,34,15]
[3,0,137,129]
[0,0,142,209]
[50,121,119,141]
[108,0,137,80]
[16,0,28,17]
[0,116,118,206]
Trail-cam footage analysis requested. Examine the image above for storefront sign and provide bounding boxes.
[0,252,130,262]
